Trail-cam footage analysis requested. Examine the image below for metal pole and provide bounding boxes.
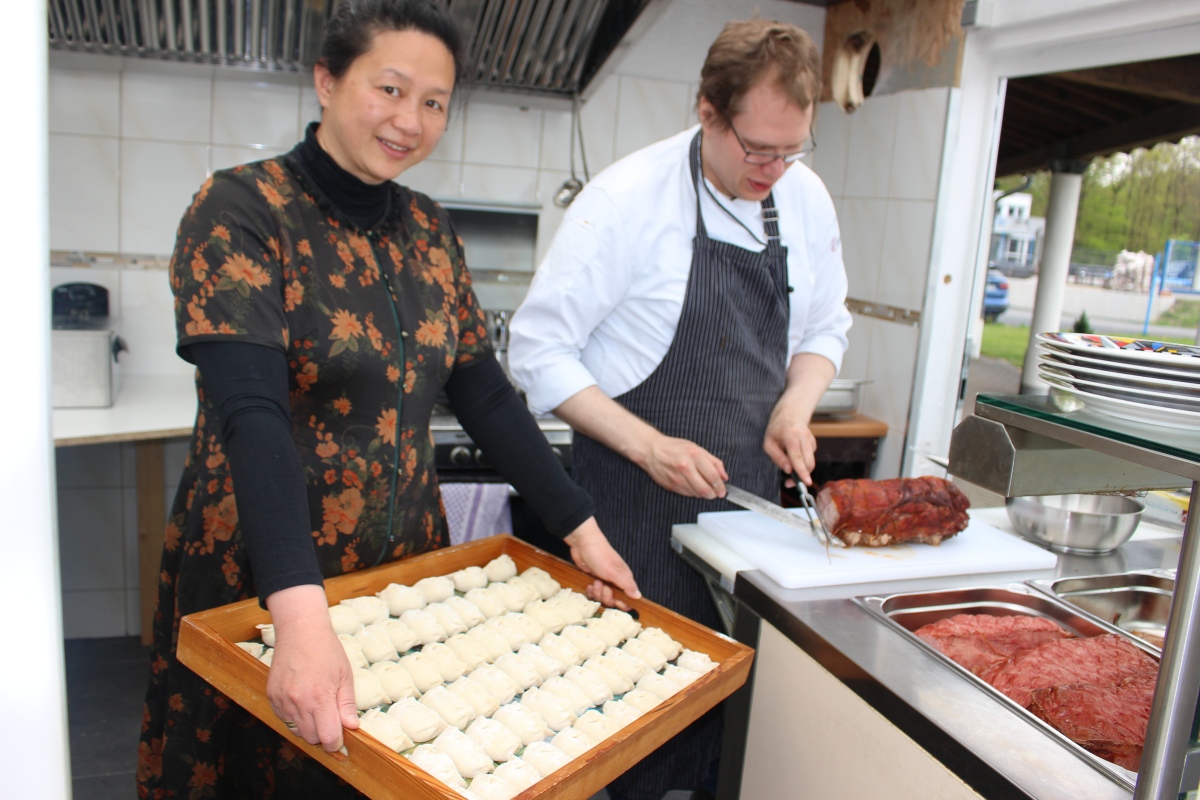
[1134,478,1200,800]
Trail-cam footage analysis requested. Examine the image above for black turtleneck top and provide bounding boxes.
[183,124,594,603]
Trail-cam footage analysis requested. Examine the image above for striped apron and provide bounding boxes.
[573,131,790,799]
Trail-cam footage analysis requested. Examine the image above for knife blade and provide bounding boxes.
[723,484,841,547]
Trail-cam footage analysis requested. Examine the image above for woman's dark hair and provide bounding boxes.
[319,0,466,82]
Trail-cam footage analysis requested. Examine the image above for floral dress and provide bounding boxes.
[137,149,491,799]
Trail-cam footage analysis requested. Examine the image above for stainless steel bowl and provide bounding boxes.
[1006,494,1144,555]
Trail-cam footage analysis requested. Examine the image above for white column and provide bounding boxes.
[1020,160,1087,393]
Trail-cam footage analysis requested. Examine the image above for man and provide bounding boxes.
[509,19,851,799]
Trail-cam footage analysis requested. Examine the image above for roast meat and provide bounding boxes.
[814,476,970,547]
[1029,671,1157,772]
[915,613,1074,674]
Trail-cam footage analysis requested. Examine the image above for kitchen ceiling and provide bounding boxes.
[47,0,661,98]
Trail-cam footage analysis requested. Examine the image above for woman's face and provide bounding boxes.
[314,29,455,185]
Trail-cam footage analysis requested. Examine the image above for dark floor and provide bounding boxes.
[65,637,149,800]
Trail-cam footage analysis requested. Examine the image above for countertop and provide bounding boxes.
[673,509,1183,800]
[52,373,196,446]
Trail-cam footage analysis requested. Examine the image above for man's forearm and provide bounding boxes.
[775,352,837,421]
[553,385,660,469]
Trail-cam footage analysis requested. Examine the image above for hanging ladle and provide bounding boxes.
[554,95,588,207]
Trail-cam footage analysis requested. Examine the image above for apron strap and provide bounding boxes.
[690,129,786,254]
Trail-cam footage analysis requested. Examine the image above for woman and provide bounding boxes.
[137,2,637,797]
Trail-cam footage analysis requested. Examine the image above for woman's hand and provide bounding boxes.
[563,518,641,611]
[642,434,728,499]
[264,584,359,752]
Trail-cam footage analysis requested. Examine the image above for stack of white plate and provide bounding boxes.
[1035,331,1200,430]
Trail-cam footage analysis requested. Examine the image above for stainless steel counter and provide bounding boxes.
[674,522,1182,800]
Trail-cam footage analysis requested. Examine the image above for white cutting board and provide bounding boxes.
[695,508,1058,589]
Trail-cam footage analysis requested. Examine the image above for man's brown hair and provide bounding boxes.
[698,19,821,127]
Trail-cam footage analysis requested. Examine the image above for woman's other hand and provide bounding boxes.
[563,518,641,611]
[264,584,359,752]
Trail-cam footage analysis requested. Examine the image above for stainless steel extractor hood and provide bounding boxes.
[47,0,662,98]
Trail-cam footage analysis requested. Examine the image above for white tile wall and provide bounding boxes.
[811,102,851,198]
[613,75,692,162]
[843,94,900,200]
[48,135,120,252]
[400,158,462,201]
[48,68,120,137]
[212,74,302,148]
[121,70,213,143]
[839,198,887,297]
[463,103,542,169]
[888,89,950,202]
[879,200,936,312]
[119,139,210,254]
[118,268,191,377]
[459,164,539,205]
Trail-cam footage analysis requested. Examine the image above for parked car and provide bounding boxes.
[984,268,1010,322]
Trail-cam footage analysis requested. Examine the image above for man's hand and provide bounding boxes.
[265,584,359,753]
[764,405,818,487]
[563,518,641,610]
[642,434,728,499]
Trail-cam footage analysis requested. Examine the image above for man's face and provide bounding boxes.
[699,81,814,202]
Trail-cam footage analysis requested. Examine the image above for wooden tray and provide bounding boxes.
[177,535,755,799]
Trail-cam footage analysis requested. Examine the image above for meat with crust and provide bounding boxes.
[979,634,1158,708]
[815,477,970,547]
[1030,671,1157,772]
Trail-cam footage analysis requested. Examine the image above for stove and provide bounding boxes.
[431,411,572,483]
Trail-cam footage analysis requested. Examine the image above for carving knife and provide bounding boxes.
[723,484,843,548]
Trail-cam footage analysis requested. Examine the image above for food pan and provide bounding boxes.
[855,583,1159,791]
[813,378,867,417]
[1028,571,1174,651]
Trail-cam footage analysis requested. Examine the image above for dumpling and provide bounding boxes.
[465,716,522,763]
[398,651,444,693]
[574,709,620,744]
[521,741,571,778]
[582,656,634,694]
[562,665,613,707]
[369,661,418,702]
[504,576,541,605]
[387,697,447,742]
[484,615,530,651]
[467,664,521,705]
[450,566,489,592]
[550,726,595,759]
[505,611,546,645]
[377,582,426,615]
[354,624,399,664]
[422,642,469,683]
[445,633,492,670]
[492,701,551,745]
[518,643,567,681]
[619,689,662,714]
[400,609,447,645]
[256,623,276,647]
[339,595,390,626]
[620,638,667,672]
[637,627,682,661]
[466,623,513,661]
[493,756,542,792]
[420,685,476,730]
[466,773,518,800]
[522,601,568,635]
[407,743,465,788]
[433,727,493,778]
[543,595,584,626]
[559,625,606,661]
[551,589,600,620]
[236,641,265,659]
[493,652,541,690]
[465,587,509,619]
[520,687,577,732]
[338,634,370,670]
[538,633,583,667]
[540,676,593,717]
[676,648,718,674]
[583,617,625,648]
[259,648,274,667]
[382,618,419,653]
[444,595,486,628]
[635,672,682,701]
[426,602,468,637]
[414,575,455,604]
[487,582,528,614]
[663,665,702,687]
[358,707,414,752]
[483,554,518,582]
[602,646,650,682]
[448,675,500,718]
[329,605,364,636]
[601,699,643,728]
[519,566,561,600]
[600,608,642,641]
[351,667,390,710]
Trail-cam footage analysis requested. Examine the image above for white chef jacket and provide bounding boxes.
[508,125,852,416]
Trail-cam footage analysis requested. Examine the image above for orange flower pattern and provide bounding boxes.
[142,149,491,799]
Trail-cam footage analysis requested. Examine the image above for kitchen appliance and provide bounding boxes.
[51,282,127,408]
[1005,493,1144,554]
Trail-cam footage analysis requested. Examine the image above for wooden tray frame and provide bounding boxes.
[178,535,755,800]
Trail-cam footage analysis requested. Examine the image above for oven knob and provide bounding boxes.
[449,446,473,466]
[474,449,491,467]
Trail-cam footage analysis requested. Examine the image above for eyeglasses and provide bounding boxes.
[727,119,815,164]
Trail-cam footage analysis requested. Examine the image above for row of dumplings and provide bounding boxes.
[235,555,718,799]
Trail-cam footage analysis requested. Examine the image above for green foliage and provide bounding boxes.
[1073,310,1094,334]
[1156,300,1200,328]
[981,322,1197,369]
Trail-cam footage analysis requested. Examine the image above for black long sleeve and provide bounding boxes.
[185,341,324,605]
[445,356,596,538]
